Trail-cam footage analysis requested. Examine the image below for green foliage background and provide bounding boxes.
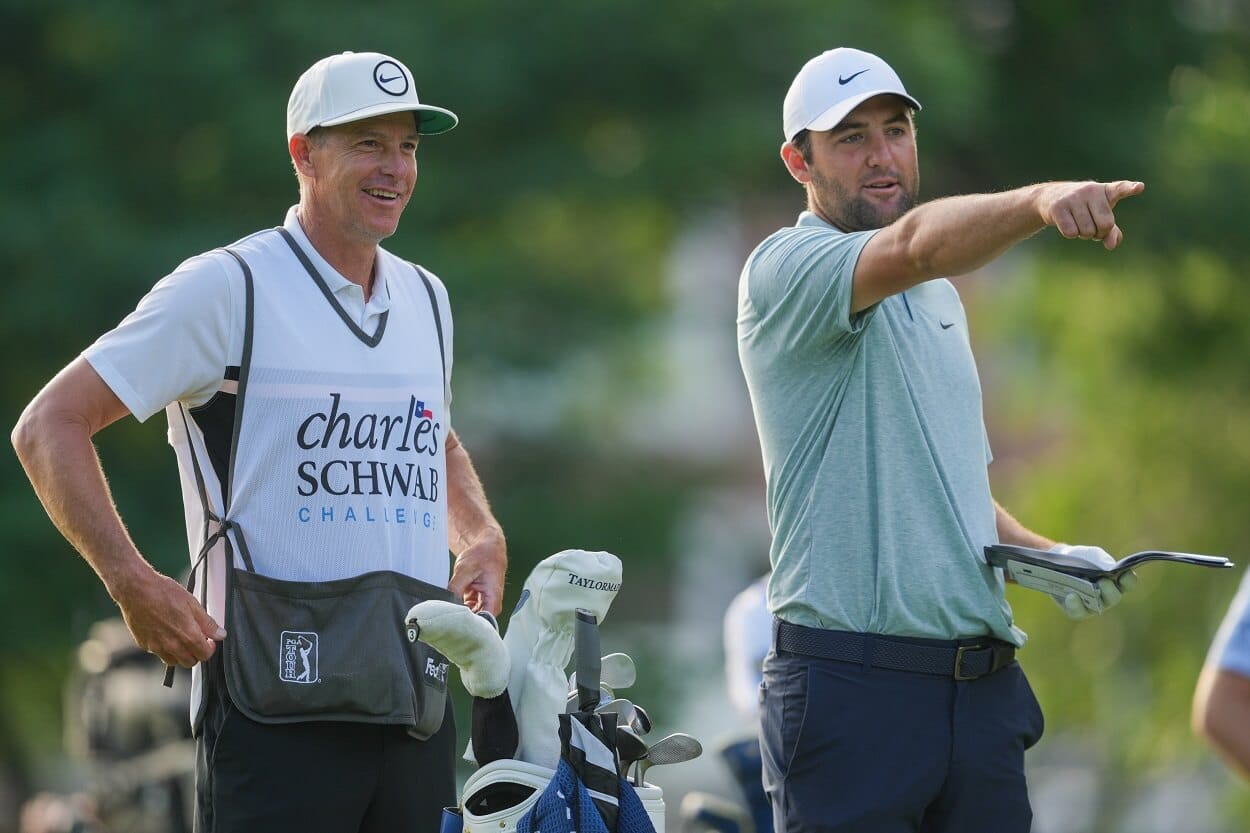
[2,0,1249,828]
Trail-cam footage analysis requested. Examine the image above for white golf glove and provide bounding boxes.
[1048,544,1139,619]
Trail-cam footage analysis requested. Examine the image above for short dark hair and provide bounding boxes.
[791,129,813,163]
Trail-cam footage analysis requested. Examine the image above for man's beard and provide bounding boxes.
[810,168,917,232]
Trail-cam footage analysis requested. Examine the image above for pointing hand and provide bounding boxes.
[1037,180,1145,250]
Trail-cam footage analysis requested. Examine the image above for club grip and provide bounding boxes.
[575,608,601,713]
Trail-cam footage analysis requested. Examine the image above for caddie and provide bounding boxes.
[13,50,507,833]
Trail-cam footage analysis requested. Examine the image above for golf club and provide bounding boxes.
[569,652,637,692]
[565,685,614,713]
[574,609,601,713]
[629,703,652,736]
[616,725,649,778]
[596,697,652,736]
[635,732,703,785]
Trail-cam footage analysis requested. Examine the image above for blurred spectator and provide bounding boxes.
[1193,573,1250,778]
[721,574,773,833]
[724,574,771,724]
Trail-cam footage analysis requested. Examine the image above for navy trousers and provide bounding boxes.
[760,631,1044,833]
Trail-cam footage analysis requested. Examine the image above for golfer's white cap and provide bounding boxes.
[286,51,458,140]
[782,47,920,142]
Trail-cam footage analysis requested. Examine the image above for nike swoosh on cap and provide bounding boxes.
[940,321,955,329]
[838,69,870,85]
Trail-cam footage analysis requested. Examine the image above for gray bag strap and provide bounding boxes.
[164,245,256,686]
[412,264,447,391]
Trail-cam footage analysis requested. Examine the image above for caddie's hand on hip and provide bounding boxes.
[1049,544,1140,619]
[1037,180,1145,250]
[114,567,226,668]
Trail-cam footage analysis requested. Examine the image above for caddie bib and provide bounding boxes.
[175,228,454,738]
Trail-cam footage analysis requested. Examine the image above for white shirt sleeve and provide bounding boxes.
[724,575,773,723]
[83,251,242,422]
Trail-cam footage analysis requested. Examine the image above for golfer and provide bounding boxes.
[13,50,507,832]
[737,47,1141,832]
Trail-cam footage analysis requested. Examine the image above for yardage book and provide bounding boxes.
[984,544,1234,610]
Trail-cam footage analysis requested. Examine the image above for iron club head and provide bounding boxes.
[596,698,652,736]
[616,725,648,778]
[569,652,636,692]
[635,732,703,784]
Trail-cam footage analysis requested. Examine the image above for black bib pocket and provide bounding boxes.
[222,566,453,739]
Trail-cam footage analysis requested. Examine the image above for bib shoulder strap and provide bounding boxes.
[410,263,447,391]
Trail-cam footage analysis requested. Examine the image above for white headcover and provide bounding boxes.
[475,549,622,769]
[405,600,509,698]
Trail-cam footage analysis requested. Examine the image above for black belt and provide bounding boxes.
[774,620,1016,681]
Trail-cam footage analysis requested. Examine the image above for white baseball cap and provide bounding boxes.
[782,47,921,141]
[286,51,459,140]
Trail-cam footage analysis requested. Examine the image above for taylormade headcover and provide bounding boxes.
[477,549,622,769]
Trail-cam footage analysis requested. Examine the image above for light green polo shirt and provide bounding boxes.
[737,212,1023,647]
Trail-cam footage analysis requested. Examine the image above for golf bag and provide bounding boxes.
[445,550,666,832]
[457,718,665,833]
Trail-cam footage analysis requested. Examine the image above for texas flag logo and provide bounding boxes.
[415,400,434,419]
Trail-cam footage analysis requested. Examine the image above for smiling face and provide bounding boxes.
[294,111,421,249]
[782,94,919,232]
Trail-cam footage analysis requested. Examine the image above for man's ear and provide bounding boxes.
[780,142,811,185]
[290,134,317,177]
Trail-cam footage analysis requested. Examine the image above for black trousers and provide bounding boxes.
[194,653,457,833]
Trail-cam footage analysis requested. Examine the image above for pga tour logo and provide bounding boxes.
[280,631,319,684]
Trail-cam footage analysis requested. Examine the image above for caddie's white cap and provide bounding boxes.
[286,51,458,140]
[782,47,920,142]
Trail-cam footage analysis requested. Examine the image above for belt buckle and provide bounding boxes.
[954,644,984,681]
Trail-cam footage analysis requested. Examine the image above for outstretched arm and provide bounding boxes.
[852,180,1145,312]
[445,429,507,615]
[11,357,225,667]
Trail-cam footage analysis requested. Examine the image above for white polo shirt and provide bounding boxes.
[85,207,447,420]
